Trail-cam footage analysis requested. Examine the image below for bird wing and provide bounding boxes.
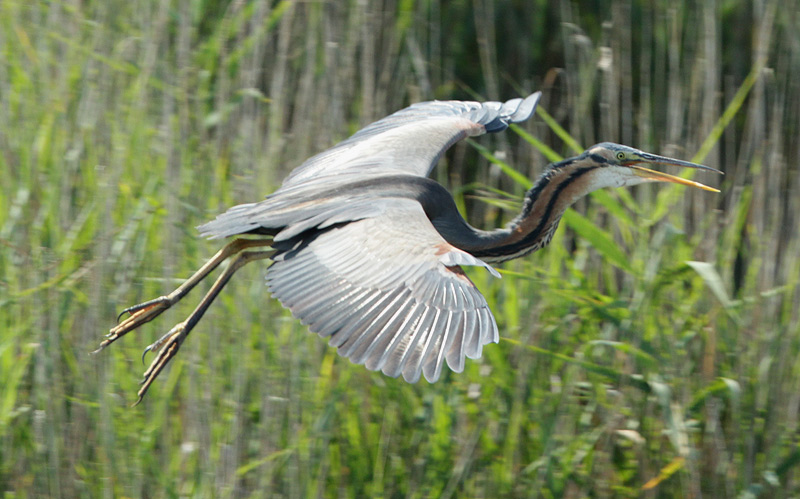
[199,92,540,240]
[266,198,500,383]
[281,92,541,186]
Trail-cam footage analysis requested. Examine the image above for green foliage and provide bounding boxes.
[1,0,798,497]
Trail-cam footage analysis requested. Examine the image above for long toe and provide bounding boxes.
[117,296,171,323]
[135,323,187,404]
[98,299,174,353]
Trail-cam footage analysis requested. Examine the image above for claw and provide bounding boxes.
[141,344,153,365]
[116,297,169,324]
[116,304,140,323]
[116,309,130,323]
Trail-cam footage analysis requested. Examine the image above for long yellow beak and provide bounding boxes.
[630,165,721,192]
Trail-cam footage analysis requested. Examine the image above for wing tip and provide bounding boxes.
[483,91,542,133]
[510,91,541,123]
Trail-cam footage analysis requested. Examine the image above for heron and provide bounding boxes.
[96,91,722,404]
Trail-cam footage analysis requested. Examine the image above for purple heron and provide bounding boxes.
[95,92,721,404]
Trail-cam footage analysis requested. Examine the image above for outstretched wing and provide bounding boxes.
[199,93,541,240]
[281,92,541,186]
[266,198,500,383]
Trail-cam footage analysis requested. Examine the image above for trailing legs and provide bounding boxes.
[94,237,274,404]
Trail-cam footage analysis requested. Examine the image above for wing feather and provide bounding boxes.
[466,308,483,359]
[342,289,410,361]
[282,93,540,185]
[368,301,425,372]
[266,199,500,383]
[391,307,438,381]
[362,300,420,370]
[326,289,401,349]
[303,288,374,334]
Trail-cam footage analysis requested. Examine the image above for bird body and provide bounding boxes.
[97,92,721,404]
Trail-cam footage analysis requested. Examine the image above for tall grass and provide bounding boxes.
[1,0,798,496]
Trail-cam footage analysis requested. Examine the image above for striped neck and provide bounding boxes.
[467,156,601,262]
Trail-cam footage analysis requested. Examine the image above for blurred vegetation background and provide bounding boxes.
[1,0,798,496]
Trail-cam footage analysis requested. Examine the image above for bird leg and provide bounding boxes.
[133,248,275,405]
[94,238,272,353]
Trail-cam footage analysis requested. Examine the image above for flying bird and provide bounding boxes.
[95,92,722,404]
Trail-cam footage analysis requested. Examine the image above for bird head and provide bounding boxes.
[581,142,723,192]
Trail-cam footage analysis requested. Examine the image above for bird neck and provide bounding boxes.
[438,156,602,263]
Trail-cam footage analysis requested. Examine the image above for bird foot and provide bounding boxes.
[134,322,188,406]
[91,297,174,354]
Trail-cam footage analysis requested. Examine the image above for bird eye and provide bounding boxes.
[616,152,625,161]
